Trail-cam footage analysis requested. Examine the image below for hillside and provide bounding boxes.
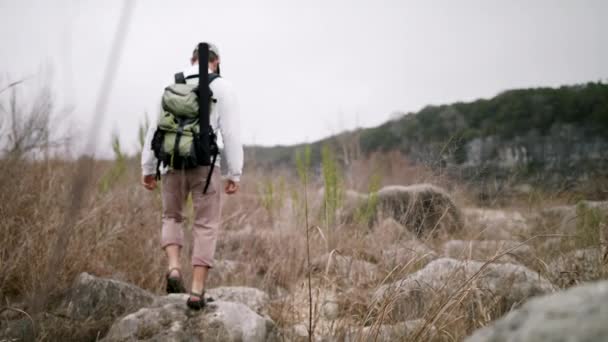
[248,82,608,182]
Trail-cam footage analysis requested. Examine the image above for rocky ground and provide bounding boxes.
[1,184,607,341]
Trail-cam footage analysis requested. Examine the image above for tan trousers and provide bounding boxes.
[161,166,221,268]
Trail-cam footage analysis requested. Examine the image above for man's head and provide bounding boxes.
[191,43,220,73]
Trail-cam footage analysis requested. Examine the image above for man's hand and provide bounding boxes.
[142,174,157,191]
[225,180,239,195]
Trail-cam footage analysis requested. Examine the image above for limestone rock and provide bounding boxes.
[0,319,35,342]
[548,248,607,287]
[103,294,279,342]
[206,286,270,316]
[375,218,417,241]
[538,200,608,235]
[466,280,608,342]
[442,240,535,265]
[374,258,554,321]
[463,208,530,240]
[381,240,437,270]
[53,272,155,321]
[345,184,463,237]
[311,253,380,286]
[345,319,438,342]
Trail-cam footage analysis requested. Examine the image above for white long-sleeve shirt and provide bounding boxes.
[141,65,243,182]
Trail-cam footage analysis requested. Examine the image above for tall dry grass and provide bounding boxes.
[2,146,607,340]
[1,88,607,341]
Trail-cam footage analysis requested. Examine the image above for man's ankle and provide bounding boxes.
[168,267,181,278]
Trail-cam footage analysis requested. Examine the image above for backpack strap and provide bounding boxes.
[184,73,221,102]
[203,152,218,194]
[184,73,221,85]
[185,74,199,81]
[155,159,162,181]
[174,72,186,84]
[208,73,221,84]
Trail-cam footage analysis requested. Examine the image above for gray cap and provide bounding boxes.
[193,42,220,59]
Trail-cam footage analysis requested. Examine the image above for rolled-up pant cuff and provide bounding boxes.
[191,257,213,268]
[161,219,184,249]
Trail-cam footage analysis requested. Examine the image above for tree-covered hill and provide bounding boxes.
[247,82,608,175]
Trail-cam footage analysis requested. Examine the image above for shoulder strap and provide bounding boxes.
[208,73,221,85]
[185,74,199,81]
[183,73,221,85]
[174,72,186,84]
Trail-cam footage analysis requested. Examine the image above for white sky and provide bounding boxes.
[1,0,607,157]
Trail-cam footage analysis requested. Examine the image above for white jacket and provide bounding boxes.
[141,65,243,182]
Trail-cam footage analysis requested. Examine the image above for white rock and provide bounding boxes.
[548,248,606,287]
[373,258,554,321]
[466,280,608,342]
[463,208,530,240]
[312,253,380,286]
[442,240,535,265]
[103,295,278,342]
[206,286,270,315]
[381,240,437,269]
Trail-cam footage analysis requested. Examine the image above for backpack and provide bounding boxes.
[151,72,221,192]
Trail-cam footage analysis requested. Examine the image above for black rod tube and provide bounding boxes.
[198,42,211,165]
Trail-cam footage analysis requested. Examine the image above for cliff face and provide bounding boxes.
[247,82,608,183]
[459,125,608,179]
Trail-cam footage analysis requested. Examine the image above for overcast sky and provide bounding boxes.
[1,0,606,157]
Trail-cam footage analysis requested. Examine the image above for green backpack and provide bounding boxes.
[151,72,220,182]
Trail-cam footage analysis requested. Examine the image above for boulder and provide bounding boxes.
[285,319,437,342]
[345,184,463,237]
[374,218,418,241]
[373,258,554,321]
[1,273,156,341]
[442,240,535,265]
[103,294,279,342]
[538,200,608,235]
[53,272,155,321]
[206,286,270,316]
[462,208,530,240]
[0,319,35,342]
[547,248,607,287]
[466,280,608,342]
[344,319,438,342]
[311,253,380,286]
[381,240,437,270]
[1,273,278,342]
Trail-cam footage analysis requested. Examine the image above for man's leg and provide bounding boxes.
[166,245,181,277]
[161,170,187,280]
[189,167,221,297]
[191,266,209,295]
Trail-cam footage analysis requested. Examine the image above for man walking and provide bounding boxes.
[141,42,243,310]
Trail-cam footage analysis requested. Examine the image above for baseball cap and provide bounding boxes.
[192,42,220,59]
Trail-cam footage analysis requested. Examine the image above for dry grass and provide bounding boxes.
[0,146,607,341]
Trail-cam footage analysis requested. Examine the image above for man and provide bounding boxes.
[141,42,243,309]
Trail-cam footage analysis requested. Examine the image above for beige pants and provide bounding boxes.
[161,166,221,268]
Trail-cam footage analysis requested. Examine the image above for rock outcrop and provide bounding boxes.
[344,319,437,342]
[311,253,380,286]
[53,272,155,321]
[381,240,437,270]
[547,248,607,287]
[373,258,554,321]
[462,208,530,240]
[466,280,608,342]
[0,273,278,342]
[538,200,608,235]
[345,184,464,237]
[442,240,535,265]
[103,294,279,342]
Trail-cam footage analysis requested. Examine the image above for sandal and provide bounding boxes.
[187,291,213,310]
[166,268,186,294]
